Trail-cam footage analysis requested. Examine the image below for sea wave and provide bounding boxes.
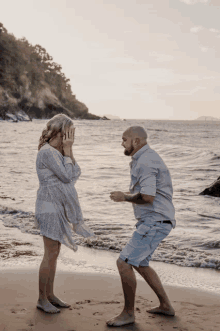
[211,155,220,160]
[1,119,220,273]
[147,128,168,132]
[1,206,220,270]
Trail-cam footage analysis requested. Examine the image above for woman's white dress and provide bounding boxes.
[35,143,94,251]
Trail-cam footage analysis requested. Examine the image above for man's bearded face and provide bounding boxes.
[124,142,134,156]
[122,135,134,156]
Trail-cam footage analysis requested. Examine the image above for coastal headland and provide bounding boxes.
[0,23,108,122]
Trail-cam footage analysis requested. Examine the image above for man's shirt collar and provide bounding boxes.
[132,144,149,161]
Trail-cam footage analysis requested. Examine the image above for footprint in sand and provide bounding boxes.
[11,308,27,314]
[75,300,91,304]
[93,312,103,316]
[72,306,83,310]
[27,319,34,327]
[73,300,92,309]
[99,301,120,304]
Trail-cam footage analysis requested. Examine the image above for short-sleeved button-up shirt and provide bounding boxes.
[129,144,176,228]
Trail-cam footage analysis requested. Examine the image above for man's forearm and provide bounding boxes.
[124,193,147,204]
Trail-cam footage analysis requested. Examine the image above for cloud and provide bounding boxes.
[190,26,204,33]
[200,46,209,52]
[149,52,174,62]
[209,28,219,33]
[189,26,220,53]
[180,0,209,4]
[96,56,139,64]
[101,68,175,85]
[167,86,206,95]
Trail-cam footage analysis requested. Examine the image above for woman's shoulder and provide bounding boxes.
[39,143,58,153]
[38,143,63,159]
[40,143,50,150]
[38,143,50,155]
[37,144,53,158]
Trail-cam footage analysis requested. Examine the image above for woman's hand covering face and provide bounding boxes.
[63,126,75,148]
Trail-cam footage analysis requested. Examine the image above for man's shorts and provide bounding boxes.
[119,221,172,267]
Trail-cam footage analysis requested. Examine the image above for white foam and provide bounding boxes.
[1,219,220,295]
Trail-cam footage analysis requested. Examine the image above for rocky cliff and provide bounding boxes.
[0,23,108,122]
[0,82,104,122]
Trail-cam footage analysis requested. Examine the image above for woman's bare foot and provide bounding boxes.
[147,305,175,316]
[48,295,71,308]
[106,310,135,327]
[37,299,60,314]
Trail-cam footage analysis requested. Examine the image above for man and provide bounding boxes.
[107,126,176,327]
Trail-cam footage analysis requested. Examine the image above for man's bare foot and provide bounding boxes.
[106,310,135,327]
[48,295,70,308]
[37,299,60,314]
[147,305,175,316]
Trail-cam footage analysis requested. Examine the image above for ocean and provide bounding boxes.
[1,118,220,271]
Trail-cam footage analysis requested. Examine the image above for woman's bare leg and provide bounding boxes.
[46,242,70,308]
[46,241,60,298]
[37,237,61,313]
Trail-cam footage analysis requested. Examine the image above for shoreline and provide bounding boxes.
[1,219,220,296]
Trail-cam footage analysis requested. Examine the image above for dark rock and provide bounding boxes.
[199,176,220,197]
[0,84,104,121]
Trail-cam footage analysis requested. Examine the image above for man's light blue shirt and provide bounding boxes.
[129,144,176,228]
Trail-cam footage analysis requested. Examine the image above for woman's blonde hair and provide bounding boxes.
[38,113,73,151]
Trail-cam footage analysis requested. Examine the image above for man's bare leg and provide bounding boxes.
[46,242,70,308]
[107,258,136,327]
[134,265,175,316]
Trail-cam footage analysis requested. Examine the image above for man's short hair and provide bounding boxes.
[125,126,147,140]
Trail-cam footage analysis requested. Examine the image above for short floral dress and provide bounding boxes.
[35,143,94,251]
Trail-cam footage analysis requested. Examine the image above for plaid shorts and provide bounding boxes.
[119,221,172,267]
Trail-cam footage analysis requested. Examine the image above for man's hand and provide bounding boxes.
[110,191,126,202]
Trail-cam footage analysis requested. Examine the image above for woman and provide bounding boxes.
[35,113,94,314]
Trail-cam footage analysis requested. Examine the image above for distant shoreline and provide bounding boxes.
[194,116,220,121]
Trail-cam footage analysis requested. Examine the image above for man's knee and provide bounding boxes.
[116,257,132,272]
[134,264,150,275]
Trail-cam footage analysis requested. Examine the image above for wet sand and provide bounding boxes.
[1,268,220,331]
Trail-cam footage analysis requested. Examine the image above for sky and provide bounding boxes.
[1,0,220,119]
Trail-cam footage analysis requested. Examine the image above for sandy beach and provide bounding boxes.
[0,268,220,331]
[1,219,220,330]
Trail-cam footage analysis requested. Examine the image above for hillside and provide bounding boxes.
[0,23,108,121]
